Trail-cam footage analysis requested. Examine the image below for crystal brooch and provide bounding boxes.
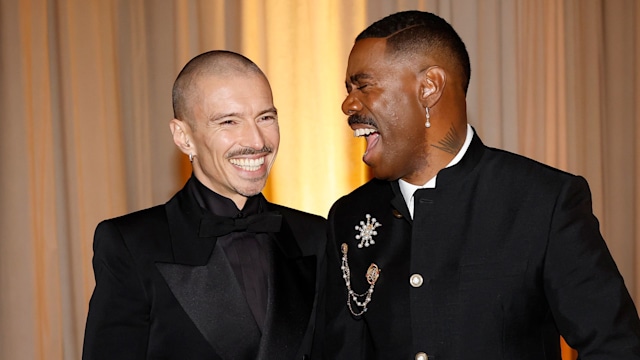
[354,214,382,248]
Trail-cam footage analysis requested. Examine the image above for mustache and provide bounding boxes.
[226,146,273,158]
[348,114,378,128]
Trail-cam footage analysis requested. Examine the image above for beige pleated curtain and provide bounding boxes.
[1,0,638,359]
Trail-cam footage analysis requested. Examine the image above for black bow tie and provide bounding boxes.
[199,212,283,237]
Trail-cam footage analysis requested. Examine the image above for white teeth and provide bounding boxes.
[354,128,378,137]
[229,157,265,171]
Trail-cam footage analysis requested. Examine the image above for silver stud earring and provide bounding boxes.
[189,153,194,162]
[425,106,431,128]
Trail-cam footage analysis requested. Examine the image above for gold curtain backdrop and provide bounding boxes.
[1,0,638,359]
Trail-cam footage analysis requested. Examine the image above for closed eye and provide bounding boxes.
[349,73,374,92]
[258,107,278,123]
[259,115,277,121]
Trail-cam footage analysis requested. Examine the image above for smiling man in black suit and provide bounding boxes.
[83,50,325,360]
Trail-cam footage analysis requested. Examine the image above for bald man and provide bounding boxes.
[83,50,325,360]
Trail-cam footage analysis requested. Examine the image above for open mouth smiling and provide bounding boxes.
[348,114,380,158]
[229,157,265,171]
[354,128,378,137]
[351,125,380,158]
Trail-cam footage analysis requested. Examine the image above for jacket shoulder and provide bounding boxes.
[481,146,586,191]
[330,178,392,212]
[104,204,166,223]
[97,205,167,235]
[269,203,326,255]
[94,204,170,256]
[270,203,326,227]
[485,146,575,178]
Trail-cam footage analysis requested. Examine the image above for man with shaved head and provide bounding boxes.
[83,50,326,359]
[319,10,640,359]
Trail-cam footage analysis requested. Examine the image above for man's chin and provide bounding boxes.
[235,180,268,198]
[363,157,383,177]
[369,166,398,182]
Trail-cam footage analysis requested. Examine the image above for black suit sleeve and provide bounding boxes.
[82,220,150,360]
[544,176,640,358]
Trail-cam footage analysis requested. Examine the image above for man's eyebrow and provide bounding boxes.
[258,107,278,116]
[349,73,373,84]
[209,107,277,121]
[210,112,242,121]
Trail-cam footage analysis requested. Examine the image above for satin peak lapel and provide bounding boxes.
[156,244,261,359]
[257,221,317,359]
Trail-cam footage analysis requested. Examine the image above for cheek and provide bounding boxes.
[264,127,280,150]
[380,92,420,127]
[376,95,398,121]
[387,118,427,162]
[269,130,280,146]
[203,134,234,157]
[201,141,222,159]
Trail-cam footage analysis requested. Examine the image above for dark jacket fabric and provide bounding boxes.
[83,178,326,360]
[321,133,640,359]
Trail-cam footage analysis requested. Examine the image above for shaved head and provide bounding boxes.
[172,50,267,129]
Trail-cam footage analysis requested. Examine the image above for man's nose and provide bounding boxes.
[342,93,362,115]
[243,122,266,150]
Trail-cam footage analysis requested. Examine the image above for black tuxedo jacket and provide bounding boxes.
[321,133,640,359]
[83,180,326,360]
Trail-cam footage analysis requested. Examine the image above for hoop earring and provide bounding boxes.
[189,153,194,162]
[425,107,431,128]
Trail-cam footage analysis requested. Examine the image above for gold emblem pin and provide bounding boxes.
[366,263,381,285]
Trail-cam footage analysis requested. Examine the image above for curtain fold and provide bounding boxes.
[0,1,637,359]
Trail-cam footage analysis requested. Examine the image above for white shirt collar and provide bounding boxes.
[398,124,474,218]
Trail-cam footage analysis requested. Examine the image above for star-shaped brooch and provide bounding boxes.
[355,214,382,248]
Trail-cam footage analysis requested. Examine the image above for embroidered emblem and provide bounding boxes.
[355,214,382,248]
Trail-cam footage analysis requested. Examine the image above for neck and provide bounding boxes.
[403,121,467,185]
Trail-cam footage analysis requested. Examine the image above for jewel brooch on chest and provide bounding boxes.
[340,214,382,317]
[355,214,382,248]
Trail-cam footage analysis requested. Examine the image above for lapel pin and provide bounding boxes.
[355,214,382,248]
[392,209,403,218]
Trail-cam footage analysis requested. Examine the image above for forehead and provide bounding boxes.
[346,38,417,83]
[346,38,390,75]
[194,73,273,114]
[198,71,270,92]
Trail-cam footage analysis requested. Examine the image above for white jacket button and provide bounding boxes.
[410,273,424,287]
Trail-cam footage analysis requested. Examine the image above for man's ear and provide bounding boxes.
[169,119,193,156]
[419,66,446,108]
